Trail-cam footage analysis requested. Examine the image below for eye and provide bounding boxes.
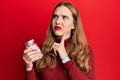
[63,15,68,20]
[52,14,58,19]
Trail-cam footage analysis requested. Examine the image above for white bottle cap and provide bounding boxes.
[24,39,34,47]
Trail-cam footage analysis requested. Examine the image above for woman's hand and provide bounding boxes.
[23,48,43,71]
[51,34,68,60]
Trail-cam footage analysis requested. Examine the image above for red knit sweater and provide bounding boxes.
[25,38,96,80]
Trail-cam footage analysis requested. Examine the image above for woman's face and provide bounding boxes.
[52,6,74,39]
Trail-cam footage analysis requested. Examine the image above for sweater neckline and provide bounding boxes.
[55,37,71,46]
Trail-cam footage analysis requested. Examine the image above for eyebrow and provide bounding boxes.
[53,14,58,16]
[53,14,69,17]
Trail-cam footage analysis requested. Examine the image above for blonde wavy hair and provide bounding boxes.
[36,2,91,73]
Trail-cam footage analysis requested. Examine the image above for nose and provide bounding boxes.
[56,17,62,25]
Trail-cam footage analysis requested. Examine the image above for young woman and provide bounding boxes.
[23,2,96,80]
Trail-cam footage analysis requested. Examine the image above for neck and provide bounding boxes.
[57,33,71,40]
[57,36,70,40]
[55,35,71,44]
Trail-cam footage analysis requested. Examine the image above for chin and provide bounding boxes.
[55,34,63,37]
[54,32,63,37]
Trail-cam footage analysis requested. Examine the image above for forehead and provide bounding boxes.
[54,6,72,16]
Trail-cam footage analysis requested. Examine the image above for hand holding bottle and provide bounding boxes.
[23,39,43,71]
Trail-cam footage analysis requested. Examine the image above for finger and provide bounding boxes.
[23,51,41,63]
[53,49,57,56]
[53,43,60,47]
[29,51,43,59]
[32,56,41,62]
[24,52,34,58]
[31,54,41,62]
[29,52,41,59]
[60,32,69,44]
[24,48,34,54]
[23,55,32,64]
[51,43,60,50]
[51,43,60,56]
[23,51,38,62]
[52,43,60,51]
[51,46,57,56]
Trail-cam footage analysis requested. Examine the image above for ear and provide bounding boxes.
[71,24,75,29]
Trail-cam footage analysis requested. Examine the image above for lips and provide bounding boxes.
[55,26,62,30]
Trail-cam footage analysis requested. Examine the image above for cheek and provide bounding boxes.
[51,21,55,29]
[65,23,74,31]
[63,27,71,34]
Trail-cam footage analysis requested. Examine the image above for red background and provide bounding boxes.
[0,0,119,80]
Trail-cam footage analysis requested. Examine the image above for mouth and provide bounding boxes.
[54,26,62,30]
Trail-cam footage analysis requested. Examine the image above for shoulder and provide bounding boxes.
[88,45,95,65]
[88,45,94,57]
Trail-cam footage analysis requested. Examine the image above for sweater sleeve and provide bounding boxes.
[26,65,41,80]
[64,49,96,80]
[26,67,36,80]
